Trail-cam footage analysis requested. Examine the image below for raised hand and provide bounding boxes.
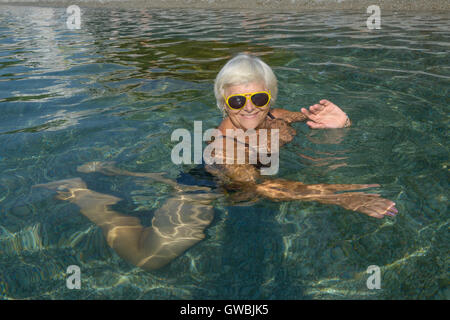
[301,99,350,129]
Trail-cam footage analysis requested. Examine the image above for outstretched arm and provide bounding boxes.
[206,135,397,219]
[255,179,397,219]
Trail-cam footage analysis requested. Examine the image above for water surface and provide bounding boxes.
[0,6,448,299]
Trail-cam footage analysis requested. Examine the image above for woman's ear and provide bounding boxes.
[222,105,227,118]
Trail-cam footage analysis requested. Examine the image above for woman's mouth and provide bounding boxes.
[241,113,258,119]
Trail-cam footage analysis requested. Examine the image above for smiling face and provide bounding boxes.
[224,81,270,130]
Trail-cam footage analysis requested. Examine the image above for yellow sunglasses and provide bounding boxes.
[224,91,271,110]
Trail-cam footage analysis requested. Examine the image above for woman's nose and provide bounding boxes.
[243,96,255,112]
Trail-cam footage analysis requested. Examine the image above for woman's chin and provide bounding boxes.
[239,121,258,130]
[239,115,262,130]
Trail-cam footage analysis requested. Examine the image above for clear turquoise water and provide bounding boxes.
[0,5,448,299]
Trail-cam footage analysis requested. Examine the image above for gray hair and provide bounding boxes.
[214,53,278,117]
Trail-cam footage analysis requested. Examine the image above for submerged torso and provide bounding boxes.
[204,110,298,195]
[217,110,297,149]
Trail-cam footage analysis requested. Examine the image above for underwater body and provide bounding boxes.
[0,4,448,299]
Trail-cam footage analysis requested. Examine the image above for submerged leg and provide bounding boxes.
[76,161,210,193]
[256,179,397,218]
[34,178,217,270]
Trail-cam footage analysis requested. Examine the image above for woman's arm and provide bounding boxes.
[207,162,397,218]
[206,133,397,218]
[271,108,307,123]
[255,179,397,219]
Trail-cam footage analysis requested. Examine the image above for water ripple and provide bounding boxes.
[0,5,448,300]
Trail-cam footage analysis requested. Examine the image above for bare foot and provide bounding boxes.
[255,180,398,219]
[77,161,117,175]
[326,192,398,219]
[33,177,91,202]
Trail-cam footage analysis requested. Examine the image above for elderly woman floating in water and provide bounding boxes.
[35,54,397,271]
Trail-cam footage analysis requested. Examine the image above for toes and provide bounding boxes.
[363,209,385,219]
[77,161,117,174]
[357,198,398,219]
[385,205,398,216]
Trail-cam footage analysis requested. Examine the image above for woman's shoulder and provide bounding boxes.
[217,117,233,134]
[270,108,289,119]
